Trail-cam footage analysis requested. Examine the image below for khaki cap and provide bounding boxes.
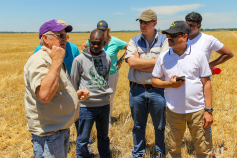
[58,20,67,26]
[136,9,157,21]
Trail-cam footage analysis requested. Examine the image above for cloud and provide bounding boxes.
[202,12,237,28]
[113,12,127,15]
[131,4,205,15]
[73,24,95,31]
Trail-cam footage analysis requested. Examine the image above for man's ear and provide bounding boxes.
[198,24,202,29]
[42,35,49,44]
[183,34,188,41]
[153,21,157,27]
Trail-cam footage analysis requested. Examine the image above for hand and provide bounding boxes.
[77,89,90,101]
[209,64,215,75]
[116,59,123,69]
[43,45,65,62]
[134,51,140,58]
[202,111,213,128]
[169,75,185,88]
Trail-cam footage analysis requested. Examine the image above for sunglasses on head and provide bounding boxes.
[165,33,184,38]
[139,20,155,25]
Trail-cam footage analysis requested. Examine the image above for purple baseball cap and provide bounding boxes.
[39,19,73,39]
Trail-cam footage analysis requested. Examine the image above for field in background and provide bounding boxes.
[0,31,236,157]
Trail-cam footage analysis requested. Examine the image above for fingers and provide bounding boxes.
[171,75,179,79]
[204,120,213,128]
[203,113,213,128]
[134,51,140,58]
[77,90,90,101]
[172,81,185,88]
[43,47,51,54]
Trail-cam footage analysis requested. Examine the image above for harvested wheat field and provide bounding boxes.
[0,31,236,158]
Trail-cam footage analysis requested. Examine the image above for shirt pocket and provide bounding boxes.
[150,47,161,59]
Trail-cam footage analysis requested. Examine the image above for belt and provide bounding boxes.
[131,82,154,89]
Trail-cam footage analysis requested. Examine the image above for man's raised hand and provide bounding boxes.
[43,45,65,63]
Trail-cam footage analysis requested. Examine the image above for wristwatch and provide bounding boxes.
[120,58,123,62]
[204,108,213,113]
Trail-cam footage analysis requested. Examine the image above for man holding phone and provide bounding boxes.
[152,21,213,157]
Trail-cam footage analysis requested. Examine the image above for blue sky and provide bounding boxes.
[0,0,236,32]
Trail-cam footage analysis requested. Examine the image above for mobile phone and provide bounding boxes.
[176,76,185,81]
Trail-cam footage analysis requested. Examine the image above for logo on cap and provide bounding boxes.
[100,22,103,26]
[171,23,176,27]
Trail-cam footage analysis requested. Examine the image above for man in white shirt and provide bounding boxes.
[185,12,233,70]
[152,21,213,158]
[185,12,234,156]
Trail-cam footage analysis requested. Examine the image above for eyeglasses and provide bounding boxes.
[139,20,155,25]
[165,33,184,38]
[47,34,69,40]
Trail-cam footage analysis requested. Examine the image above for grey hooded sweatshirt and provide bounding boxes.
[70,48,113,107]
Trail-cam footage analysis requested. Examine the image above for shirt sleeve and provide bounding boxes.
[114,37,127,50]
[199,53,212,78]
[26,59,49,93]
[125,39,137,62]
[152,56,164,78]
[210,36,224,51]
[70,57,81,91]
[33,45,42,54]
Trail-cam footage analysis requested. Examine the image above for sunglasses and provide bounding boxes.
[139,20,155,25]
[47,34,69,40]
[165,33,184,38]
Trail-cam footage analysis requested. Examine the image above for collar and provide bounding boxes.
[169,44,191,56]
[88,48,103,56]
[140,29,158,41]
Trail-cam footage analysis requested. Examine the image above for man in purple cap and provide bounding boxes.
[24,19,89,158]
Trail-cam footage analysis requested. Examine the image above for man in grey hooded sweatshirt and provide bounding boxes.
[70,29,113,158]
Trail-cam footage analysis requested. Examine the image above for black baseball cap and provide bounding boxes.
[97,20,108,30]
[162,21,190,36]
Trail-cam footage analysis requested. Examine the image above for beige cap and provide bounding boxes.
[136,9,157,21]
[58,20,67,26]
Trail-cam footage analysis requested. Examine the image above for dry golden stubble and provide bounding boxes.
[0,31,237,157]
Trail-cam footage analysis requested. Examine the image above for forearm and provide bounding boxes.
[120,52,126,60]
[81,42,88,50]
[152,78,171,88]
[210,46,234,68]
[140,67,154,72]
[203,79,212,108]
[209,54,233,68]
[36,60,62,103]
[127,57,157,70]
